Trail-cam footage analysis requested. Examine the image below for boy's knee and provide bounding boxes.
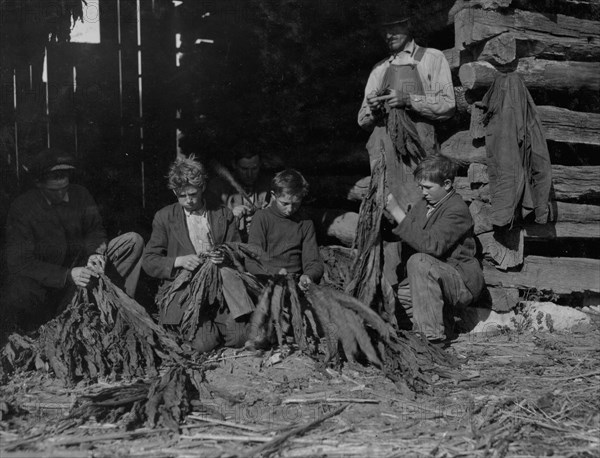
[123,232,145,256]
[224,317,251,348]
[406,252,435,274]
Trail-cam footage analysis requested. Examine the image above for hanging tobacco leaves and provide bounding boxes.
[345,155,397,325]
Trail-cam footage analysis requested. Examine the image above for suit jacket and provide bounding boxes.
[5,184,107,289]
[393,191,484,299]
[142,199,240,324]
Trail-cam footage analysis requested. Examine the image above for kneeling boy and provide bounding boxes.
[385,155,484,343]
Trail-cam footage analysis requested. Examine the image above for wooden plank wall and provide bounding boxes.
[0,0,176,238]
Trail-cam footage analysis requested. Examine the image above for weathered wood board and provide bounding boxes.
[459,59,600,91]
[483,256,600,294]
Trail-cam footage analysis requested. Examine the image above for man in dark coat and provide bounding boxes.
[1,148,144,334]
[142,156,254,353]
[385,155,484,343]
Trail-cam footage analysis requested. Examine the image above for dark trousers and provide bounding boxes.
[189,306,250,353]
[1,232,144,334]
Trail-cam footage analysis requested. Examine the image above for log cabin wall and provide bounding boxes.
[309,0,600,307]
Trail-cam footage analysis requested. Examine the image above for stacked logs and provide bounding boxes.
[305,0,600,307]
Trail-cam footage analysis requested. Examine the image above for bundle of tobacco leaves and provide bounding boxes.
[319,245,355,291]
[247,275,312,353]
[345,156,396,324]
[156,243,262,341]
[2,274,183,383]
[248,279,458,393]
[60,362,212,432]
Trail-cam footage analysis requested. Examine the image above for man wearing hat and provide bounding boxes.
[356,5,455,295]
[358,8,455,204]
[1,148,144,334]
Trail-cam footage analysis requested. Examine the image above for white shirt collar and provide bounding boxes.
[388,39,416,62]
[183,200,207,217]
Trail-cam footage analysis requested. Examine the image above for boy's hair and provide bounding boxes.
[271,169,309,198]
[167,155,208,191]
[413,155,458,184]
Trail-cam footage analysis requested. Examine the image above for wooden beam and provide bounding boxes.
[476,33,517,65]
[456,164,600,201]
[459,58,600,91]
[441,131,485,163]
[469,198,600,238]
[469,106,600,146]
[535,106,600,146]
[455,8,600,60]
[483,256,600,294]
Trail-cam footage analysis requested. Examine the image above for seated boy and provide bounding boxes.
[385,155,484,344]
[245,169,324,290]
[142,156,254,353]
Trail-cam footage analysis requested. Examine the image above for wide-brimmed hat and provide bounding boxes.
[377,1,414,28]
[31,148,76,177]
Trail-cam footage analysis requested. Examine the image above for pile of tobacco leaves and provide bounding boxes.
[1,241,459,432]
[247,277,459,394]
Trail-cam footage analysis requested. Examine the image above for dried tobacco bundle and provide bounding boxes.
[345,156,395,322]
[249,280,458,393]
[246,275,315,353]
[64,363,210,432]
[2,274,183,384]
[156,243,262,341]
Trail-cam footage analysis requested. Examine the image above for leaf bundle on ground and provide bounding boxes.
[2,274,183,384]
[248,278,458,393]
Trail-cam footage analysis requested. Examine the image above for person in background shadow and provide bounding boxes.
[0,148,144,336]
[210,145,271,242]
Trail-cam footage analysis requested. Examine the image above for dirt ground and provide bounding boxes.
[1,319,599,458]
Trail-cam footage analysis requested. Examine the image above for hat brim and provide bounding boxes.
[48,164,76,172]
[380,17,411,27]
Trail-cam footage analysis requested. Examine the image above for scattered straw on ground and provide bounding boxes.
[1,324,599,457]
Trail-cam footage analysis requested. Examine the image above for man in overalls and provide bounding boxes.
[356,10,455,304]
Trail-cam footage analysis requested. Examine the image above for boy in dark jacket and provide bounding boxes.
[385,155,484,343]
[245,169,323,290]
[142,156,253,352]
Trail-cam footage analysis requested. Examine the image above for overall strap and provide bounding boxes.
[413,45,427,63]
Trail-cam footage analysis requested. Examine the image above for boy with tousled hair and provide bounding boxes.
[142,155,254,353]
[385,155,484,344]
[245,169,323,290]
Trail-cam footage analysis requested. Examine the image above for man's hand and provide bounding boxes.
[174,254,203,271]
[207,249,225,265]
[298,274,312,291]
[366,90,386,117]
[87,254,106,274]
[375,89,411,109]
[386,193,407,224]
[232,204,252,218]
[70,266,98,288]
